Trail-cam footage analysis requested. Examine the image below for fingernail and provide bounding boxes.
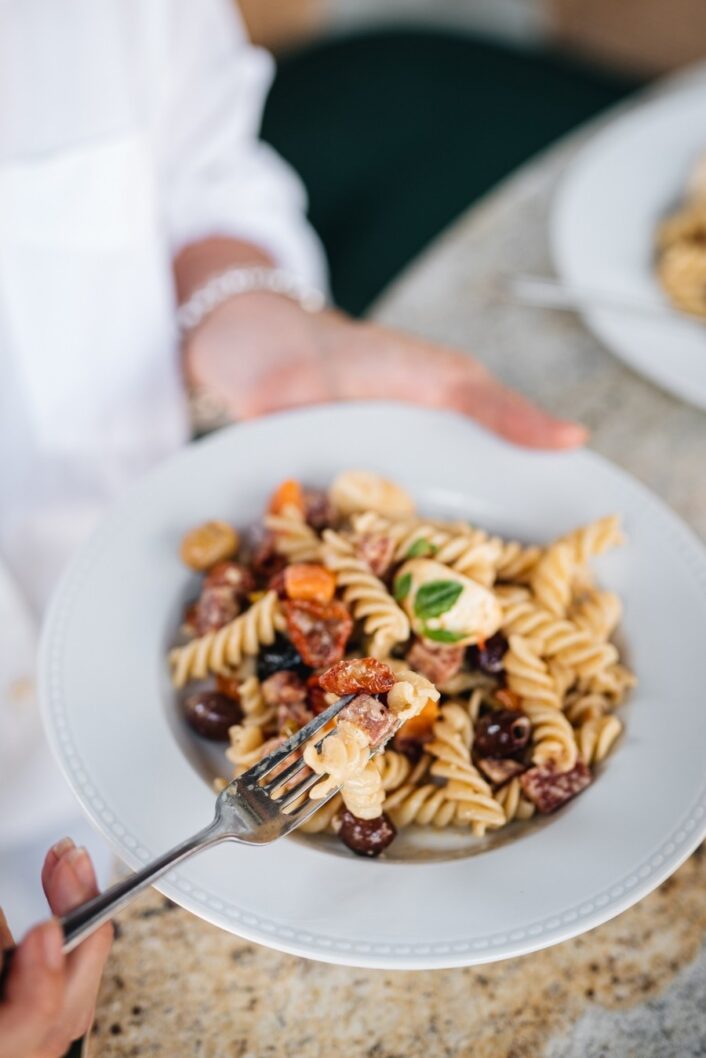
[40,920,64,972]
[50,837,75,860]
[66,846,94,890]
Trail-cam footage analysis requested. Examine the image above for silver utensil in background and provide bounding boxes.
[496,272,704,324]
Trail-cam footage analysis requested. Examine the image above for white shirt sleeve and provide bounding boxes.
[157,0,328,291]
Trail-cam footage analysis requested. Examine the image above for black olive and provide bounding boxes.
[467,631,509,675]
[257,634,310,680]
[475,709,531,758]
[337,811,397,857]
[183,691,242,741]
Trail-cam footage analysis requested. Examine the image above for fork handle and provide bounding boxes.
[0,819,223,999]
[59,819,223,955]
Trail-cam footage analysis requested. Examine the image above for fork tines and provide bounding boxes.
[241,693,355,791]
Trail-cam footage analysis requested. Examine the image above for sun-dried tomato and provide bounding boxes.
[319,657,395,697]
[282,599,353,669]
[520,761,592,814]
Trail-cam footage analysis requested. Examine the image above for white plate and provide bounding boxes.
[40,404,706,969]
[552,71,706,409]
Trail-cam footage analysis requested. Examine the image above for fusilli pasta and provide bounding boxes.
[560,516,624,566]
[530,542,574,617]
[170,591,285,687]
[264,505,322,563]
[173,471,633,857]
[321,529,409,657]
[575,714,623,766]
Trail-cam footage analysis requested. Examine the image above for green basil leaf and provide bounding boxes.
[393,571,412,602]
[406,537,437,559]
[421,626,467,644]
[414,580,464,620]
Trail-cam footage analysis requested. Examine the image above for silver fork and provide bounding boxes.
[0,694,354,990]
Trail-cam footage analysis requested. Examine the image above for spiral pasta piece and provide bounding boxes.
[530,542,574,617]
[423,704,505,835]
[494,540,542,583]
[304,720,370,801]
[330,471,415,518]
[426,703,474,782]
[445,780,507,834]
[350,512,500,586]
[321,529,409,657]
[340,760,386,820]
[386,667,440,722]
[298,793,343,834]
[384,782,460,828]
[523,701,578,771]
[571,589,622,642]
[564,691,612,725]
[542,624,618,681]
[375,750,413,792]
[170,592,285,687]
[504,635,561,710]
[226,726,280,776]
[560,516,624,566]
[502,596,618,682]
[580,663,636,705]
[575,714,623,765]
[657,241,706,317]
[496,777,535,823]
[238,675,276,730]
[264,505,322,563]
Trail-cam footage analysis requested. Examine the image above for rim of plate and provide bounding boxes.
[39,403,706,968]
[552,70,706,410]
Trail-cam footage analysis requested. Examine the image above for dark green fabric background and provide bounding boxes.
[262,28,639,314]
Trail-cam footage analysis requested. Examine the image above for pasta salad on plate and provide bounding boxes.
[169,470,635,858]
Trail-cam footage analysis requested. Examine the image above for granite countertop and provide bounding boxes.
[89,86,706,1057]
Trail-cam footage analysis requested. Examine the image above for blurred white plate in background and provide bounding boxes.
[552,70,706,409]
[40,404,706,968]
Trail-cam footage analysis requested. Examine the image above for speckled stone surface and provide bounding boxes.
[90,90,706,1056]
[90,852,706,1057]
